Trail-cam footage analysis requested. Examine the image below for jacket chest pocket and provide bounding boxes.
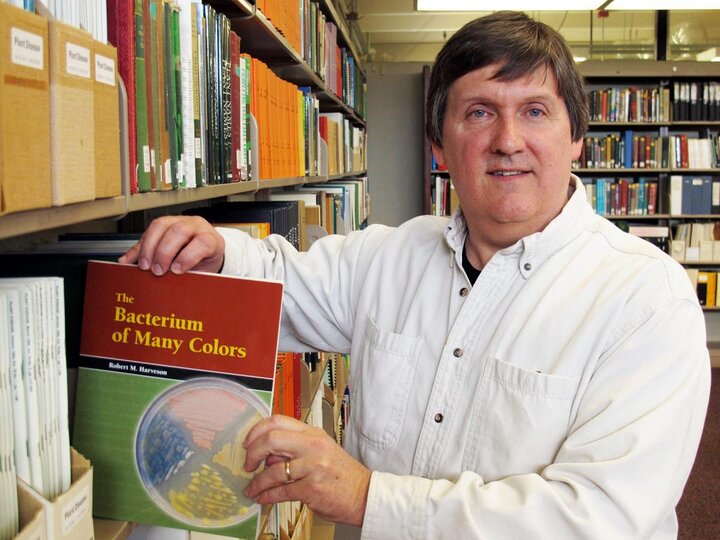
[349,317,422,452]
[463,357,580,479]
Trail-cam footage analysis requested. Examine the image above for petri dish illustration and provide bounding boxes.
[135,377,268,529]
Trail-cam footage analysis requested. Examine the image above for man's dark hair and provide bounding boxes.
[426,11,589,146]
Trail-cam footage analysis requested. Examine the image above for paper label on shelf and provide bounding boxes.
[66,42,90,78]
[94,53,116,86]
[143,146,151,173]
[62,484,90,535]
[11,27,43,70]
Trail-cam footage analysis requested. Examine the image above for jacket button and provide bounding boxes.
[524,262,532,271]
[434,413,444,423]
[459,287,469,297]
[453,348,463,357]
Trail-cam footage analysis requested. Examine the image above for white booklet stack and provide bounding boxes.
[0,277,71,539]
[0,292,19,540]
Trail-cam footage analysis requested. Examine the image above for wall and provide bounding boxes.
[366,62,426,227]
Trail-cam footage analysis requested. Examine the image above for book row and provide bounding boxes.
[669,175,720,216]
[430,175,458,217]
[686,269,720,307]
[586,81,720,123]
[257,0,366,116]
[588,85,671,123]
[111,1,367,193]
[671,221,720,263]
[672,81,720,122]
[0,3,121,216]
[582,177,659,217]
[572,131,720,170]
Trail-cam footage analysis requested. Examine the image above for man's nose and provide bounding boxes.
[490,116,525,155]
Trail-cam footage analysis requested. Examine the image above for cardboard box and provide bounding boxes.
[93,518,137,540]
[15,480,46,540]
[18,448,94,540]
[48,19,95,206]
[0,2,52,215]
[91,40,121,199]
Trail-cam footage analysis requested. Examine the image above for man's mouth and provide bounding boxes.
[489,170,526,177]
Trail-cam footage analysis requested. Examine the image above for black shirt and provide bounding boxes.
[462,243,481,286]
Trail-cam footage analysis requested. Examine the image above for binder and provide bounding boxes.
[48,20,96,205]
[92,40,121,199]
[0,2,51,215]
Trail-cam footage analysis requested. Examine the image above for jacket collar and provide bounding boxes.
[444,175,591,276]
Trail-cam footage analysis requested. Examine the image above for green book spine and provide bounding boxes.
[148,0,163,189]
[164,2,182,189]
[134,0,151,192]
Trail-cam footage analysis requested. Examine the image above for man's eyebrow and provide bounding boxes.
[455,92,556,105]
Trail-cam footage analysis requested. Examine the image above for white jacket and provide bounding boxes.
[219,176,710,539]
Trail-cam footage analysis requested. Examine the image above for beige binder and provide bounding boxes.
[48,20,95,206]
[92,40,121,199]
[0,3,51,215]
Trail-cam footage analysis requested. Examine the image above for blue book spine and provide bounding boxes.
[624,130,633,168]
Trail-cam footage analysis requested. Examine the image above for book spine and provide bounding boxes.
[134,0,152,192]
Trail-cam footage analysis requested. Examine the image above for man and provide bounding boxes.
[120,11,710,539]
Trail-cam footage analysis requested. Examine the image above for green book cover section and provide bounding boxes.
[72,261,284,538]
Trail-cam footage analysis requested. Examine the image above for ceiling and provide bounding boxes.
[346,0,720,63]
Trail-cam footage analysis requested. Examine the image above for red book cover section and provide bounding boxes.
[107,0,138,193]
[80,260,282,380]
[73,260,283,537]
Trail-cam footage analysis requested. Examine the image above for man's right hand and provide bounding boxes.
[118,216,225,276]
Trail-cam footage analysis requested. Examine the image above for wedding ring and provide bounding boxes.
[284,460,292,483]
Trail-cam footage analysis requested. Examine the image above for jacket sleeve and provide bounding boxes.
[361,298,710,540]
[217,226,375,354]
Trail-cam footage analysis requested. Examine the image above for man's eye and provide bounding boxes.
[528,108,544,117]
[471,109,486,118]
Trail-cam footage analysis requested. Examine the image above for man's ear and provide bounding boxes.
[570,137,583,161]
[431,143,446,168]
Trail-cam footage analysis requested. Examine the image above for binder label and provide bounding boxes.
[61,484,90,534]
[94,53,116,86]
[66,42,90,79]
[11,27,43,70]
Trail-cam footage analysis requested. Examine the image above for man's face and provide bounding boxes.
[432,64,583,238]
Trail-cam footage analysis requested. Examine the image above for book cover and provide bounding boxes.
[72,261,283,538]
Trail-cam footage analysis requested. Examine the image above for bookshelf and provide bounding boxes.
[0,0,367,243]
[0,2,364,540]
[577,61,720,309]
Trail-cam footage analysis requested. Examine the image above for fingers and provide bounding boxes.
[118,216,225,275]
[245,458,305,503]
[243,415,318,473]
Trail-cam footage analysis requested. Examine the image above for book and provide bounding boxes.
[107,0,138,194]
[134,0,152,192]
[72,261,283,538]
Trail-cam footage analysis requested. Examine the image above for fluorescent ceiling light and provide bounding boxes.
[605,0,720,8]
[416,0,604,11]
[417,0,720,10]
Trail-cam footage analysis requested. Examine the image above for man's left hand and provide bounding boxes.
[243,414,371,527]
